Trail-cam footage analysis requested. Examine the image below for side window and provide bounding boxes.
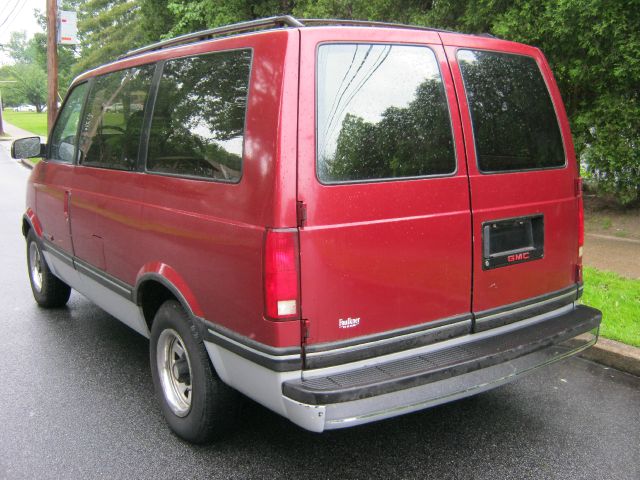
[457,50,565,172]
[48,83,87,163]
[146,49,252,182]
[316,44,455,183]
[78,66,155,171]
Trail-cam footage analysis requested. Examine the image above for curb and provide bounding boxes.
[580,337,640,377]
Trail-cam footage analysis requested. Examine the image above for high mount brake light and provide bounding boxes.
[263,229,300,320]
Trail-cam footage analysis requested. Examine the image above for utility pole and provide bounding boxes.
[46,0,58,136]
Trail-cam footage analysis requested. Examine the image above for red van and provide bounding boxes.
[13,16,601,443]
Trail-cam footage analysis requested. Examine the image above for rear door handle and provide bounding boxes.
[64,190,71,222]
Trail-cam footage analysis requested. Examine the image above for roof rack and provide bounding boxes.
[299,18,453,34]
[119,16,457,60]
[119,15,304,60]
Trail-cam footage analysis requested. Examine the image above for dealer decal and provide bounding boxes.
[338,317,360,329]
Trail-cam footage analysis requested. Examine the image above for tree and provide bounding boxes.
[5,63,48,111]
[1,32,48,110]
[72,0,146,76]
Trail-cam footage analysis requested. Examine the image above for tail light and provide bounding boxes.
[263,229,300,320]
[576,178,584,283]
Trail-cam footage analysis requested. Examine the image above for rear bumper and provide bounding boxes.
[281,304,601,432]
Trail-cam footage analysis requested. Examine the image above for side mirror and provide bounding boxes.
[11,137,45,159]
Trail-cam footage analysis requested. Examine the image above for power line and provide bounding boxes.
[0,0,27,36]
[321,45,373,150]
[0,1,21,31]
[322,45,392,157]
[321,45,359,148]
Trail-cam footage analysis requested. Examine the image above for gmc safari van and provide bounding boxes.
[13,16,602,443]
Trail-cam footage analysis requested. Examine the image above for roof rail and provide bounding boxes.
[299,18,454,34]
[119,16,460,61]
[119,15,305,60]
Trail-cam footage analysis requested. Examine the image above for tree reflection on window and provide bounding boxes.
[317,44,455,183]
[457,50,565,172]
[146,50,252,182]
[79,67,154,171]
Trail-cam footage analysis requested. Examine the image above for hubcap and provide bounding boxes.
[157,329,193,417]
[29,242,43,292]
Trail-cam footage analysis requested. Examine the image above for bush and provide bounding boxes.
[577,95,640,205]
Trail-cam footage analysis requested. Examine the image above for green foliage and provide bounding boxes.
[3,63,48,112]
[30,32,78,92]
[1,32,48,110]
[72,0,147,75]
[577,95,640,204]
[0,23,77,106]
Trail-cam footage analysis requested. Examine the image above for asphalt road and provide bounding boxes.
[0,146,638,480]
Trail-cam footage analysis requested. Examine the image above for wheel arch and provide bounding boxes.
[23,209,43,238]
[134,263,204,331]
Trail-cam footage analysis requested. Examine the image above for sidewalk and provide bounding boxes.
[0,121,47,143]
[583,233,640,279]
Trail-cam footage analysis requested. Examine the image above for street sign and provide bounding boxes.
[58,10,79,45]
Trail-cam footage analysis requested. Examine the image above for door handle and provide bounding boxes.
[64,190,71,222]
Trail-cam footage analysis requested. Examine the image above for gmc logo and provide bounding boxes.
[507,252,530,263]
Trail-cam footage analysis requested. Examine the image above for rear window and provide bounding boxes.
[316,44,455,183]
[146,49,252,182]
[457,50,565,173]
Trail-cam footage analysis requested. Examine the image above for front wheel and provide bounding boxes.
[26,230,71,308]
[150,300,238,443]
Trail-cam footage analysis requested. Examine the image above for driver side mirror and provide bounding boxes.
[11,137,45,159]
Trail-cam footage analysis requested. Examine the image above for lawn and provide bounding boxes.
[2,111,48,136]
[581,266,640,347]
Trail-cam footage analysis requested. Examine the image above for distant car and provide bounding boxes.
[14,104,37,112]
[12,16,602,444]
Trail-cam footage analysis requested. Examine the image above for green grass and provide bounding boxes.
[581,266,640,347]
[3,111,48,136]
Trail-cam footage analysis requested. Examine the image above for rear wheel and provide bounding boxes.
[150,300,238,443]
[26,230,71,308]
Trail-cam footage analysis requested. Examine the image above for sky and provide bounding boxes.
[0,0,45,66]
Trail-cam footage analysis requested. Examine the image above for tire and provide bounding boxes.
[150,299,238,443]
[26,230,71,308]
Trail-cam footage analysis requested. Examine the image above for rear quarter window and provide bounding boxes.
[457,50,565,173]
[146,49,252,182]
[316,44,456,184]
